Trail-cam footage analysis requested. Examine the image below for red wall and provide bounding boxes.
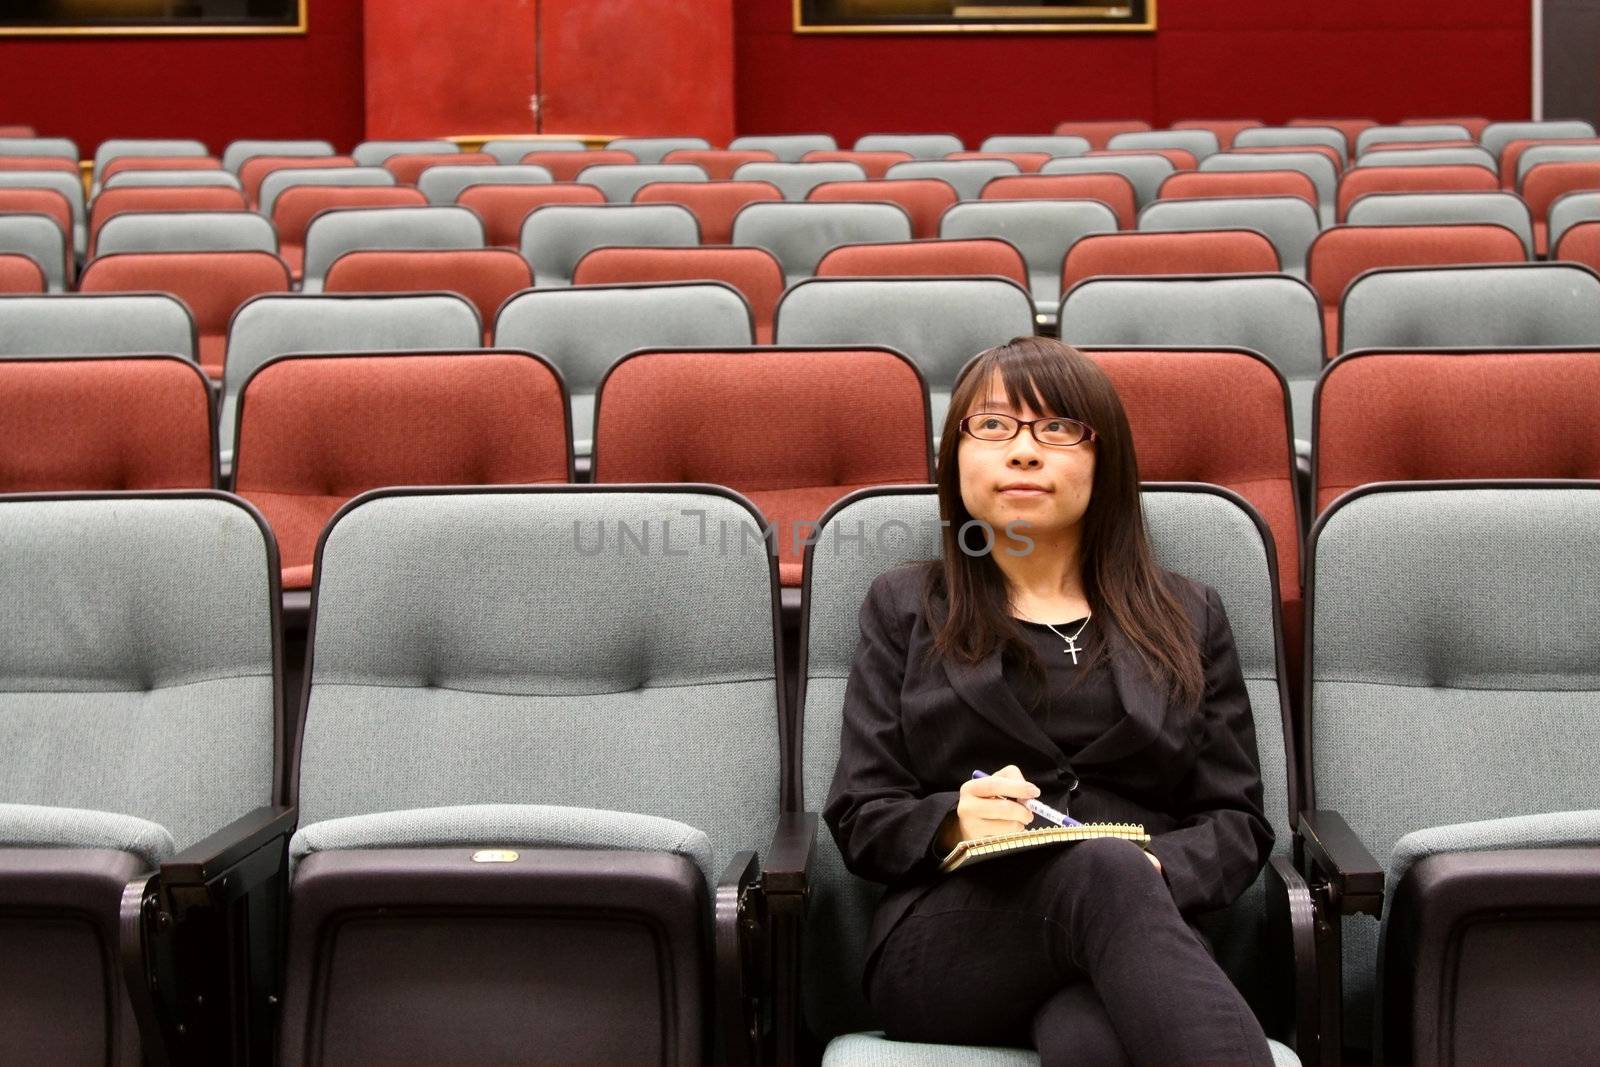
[735,0,1531,146]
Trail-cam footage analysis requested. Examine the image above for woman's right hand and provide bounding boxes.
[938,764,1040,850]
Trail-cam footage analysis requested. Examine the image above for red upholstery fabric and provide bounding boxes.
[1362,139,1479,154]
[0,156,79,175]
[1552,220,1600,272]
[573,245,781,342]
[1286,118,1376,151]
[232,351,569,588]
[1050,120,1151,149]
[946,151,1051,173]
[1497,138,1600,190]
[520,149,637,181]
[98,156,222,183]
[1335,164,1499,221]
[79,251,291,379]
[1171,119,1263,151]
[633,180,783,244]
[981,172,1137,228]
[0,188,73,282]
[383,152,495,186]
[88,185,248,256]
[806,178,957,239]
[323,249,532,339]
[1061,230,1279,292]
[1233,144,1344,173]
[1088,347,1302,689]
[591,348,931,585]
[0,253,45,293]
[1399,116,1491,138]
[1314,350,1600,513]
[799,149,914,178]
[240,154,356,207]
[662,148,778,179]
[458,182,607,247]
[1158,169,1318,207]
[271,185,428,277]
[0,125,34,137]
[1306,224,1528,356]
[1520,162,1600,254]
[1086,147,1198,171]
[816,238,1030,292]
[0,356,212,491]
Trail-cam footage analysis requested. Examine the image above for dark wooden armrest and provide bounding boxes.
[760,811,816,897]
[1298,809,1384,917]
[715,849,763,1066]
[1266,854,1337,1065]
[162,804,297,889]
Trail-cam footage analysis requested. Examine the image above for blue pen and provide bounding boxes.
[972,770,1082,827]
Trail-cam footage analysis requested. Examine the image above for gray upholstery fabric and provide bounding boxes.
[350,139,457,167]
[823,1032,1301,1067]
[222,138,335,173]
[220,293,481,458]
[1516,142,1600,186]
[978,135,1091,158]
[1139,196,1319,277]
[296,489,781,883]
[1309,486,1600,1045]
[729,134,838,161]
[1108,128,1221,160]
[480,139,587,164]
[258,166,396,218]
[95,211,276,256]
[1040,154,1174,207]
[519,203,699,287]
[493,283,753,455]
[0,214,67,291]
[853,134,964,160]
[419,164,553,205]
[0,137,79,162]
[1387,810,1600,900]
[1340,264,1600,352]
[0,171,86,253]
[289,803,714,885]
[1547,191,1600,252]
[1234,125,1348,162]
[802,488,1293,1053]
[577,163,708,203]
[1354,124,1471,155]
[884,159,1019,200]
[93,138,208,172]
[1345,192,1535,257]
[941,200,1118,315]
[1202,152,1339,226]
[0,496,276,850]
[774,277,1033,430]
[0,803,177,870]
[101,169,243,191]
[732,162,867,201]
[1059,275,1322,443]
[0,294,194,359]
[1482,119,1596,157]
[300,205,485,291]
[1352,146,1496,171]
[732,202,913,284]
[605,137,712,164]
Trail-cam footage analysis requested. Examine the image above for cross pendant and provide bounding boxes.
[1062,636,1082,664]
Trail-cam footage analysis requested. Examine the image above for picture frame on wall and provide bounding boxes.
[0,0,306,36]
[794,0,1154,34]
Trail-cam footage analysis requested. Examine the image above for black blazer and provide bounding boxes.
[822,562,1274,964]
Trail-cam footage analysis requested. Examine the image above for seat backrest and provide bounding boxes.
[1158,168,1319,206]
[1305,223,1528,316]
[572,245,784,342]
[233,351,570,587]
[1352,146,1496,172]
[350,139,457,167]
[258,166,397,219]
[1355,123,1471,155]
[1172,119,1265,150]
[417,164,553,205]
[981,172,1137,227]
[1481,119,1596,157]
[728,134,838,161]
[1050,120,1150,148]
[0,188,81,251]
[94,209,276,259]
[1552,219,1600,269]
[239,154,356,207]
[947,150,1051,172]
[852,133,963,159]
[0,136,79,162]
[1547,190,1600,251]
[800,149,914,179]
[1335,164,1499,221]
[98,156,222,188]
[577,162,708,203]
[1108,128,1221,160]
[1344,192,1535,257]
[940,199,1118,311]
[89,185,248,252]
[979,134,1092,156]
[518,203,700,287]
[294,484,781,885]
[457,182,607,247]
[479,138,586,164]
[1313,350,1600,513]
[1041,153,1174,206]
[93,138,207,173]
[0,355,214,491]
[1401,115,1492,138]
[1520,161,1600,224]
[732,201,913,284]
[222,138,335,173]
[805,178,955,239]
[1062,229,1280,291]
[301,205,485,291]
[1202,151,1339,224]
[0,491,278,850]
[101,169,243,192]
[1233,125,1349,162]
[633,179,784,244]
[1139,196,1320,276]
[0,252,44,294]
[0,170,86,249]
[0,212,68,292]
[382,151,496,186]
[815,237,1030,292]
[799,483,1293,1038]
[662,148,778,180]
[520,148,637,181]
[1339,261,1600,355]
[733,161,867,200]
[1288,116,1376,146]
[1513,142,1600,187]
[324,249,533,330]
[0,293,196,360]
[605,136,712,163]
[883,159,1020,199]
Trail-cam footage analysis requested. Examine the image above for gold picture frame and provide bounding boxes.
[0,0,307,37]
[794,0,1154,34]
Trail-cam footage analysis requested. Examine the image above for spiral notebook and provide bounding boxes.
[939,822,1151,873]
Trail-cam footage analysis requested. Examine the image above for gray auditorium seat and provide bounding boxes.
[853,133,965,159]
[94,211,276,256]
[300,205,484,292]
[93,137,208,173]
[1354,124,1471,155]
[0,292,195,360]
[732,161,868,200]
[101,169,242,191]
[606,136,712,163]
[0,213,69,291]
[1352,146,1496,171]
[940,199,1118,322]
[0,136,79,162]
[1202,151,1340,226]
[885,158,1021,200]
[222,138,335,173]
[481,138,586,163]
[1480,119,1596,157]
[979,134,1092,157]
[1108,127,1221,160]
[1344,191,1535,257]
[729,133,839,160]
[1139,196,1320,277]
[351,139,457,166]
[732,200,912,285]
[1040,153,1174,207]
[577,162,708,202]
[1234,125,1349,163]
[258,166,397,218]
[0,171,87,253]
[518,203,700,287]
[418,164,553,204]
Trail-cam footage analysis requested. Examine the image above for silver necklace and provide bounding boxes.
[1040,614,1092,665]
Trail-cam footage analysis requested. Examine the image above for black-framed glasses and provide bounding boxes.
[959,413,1097,447]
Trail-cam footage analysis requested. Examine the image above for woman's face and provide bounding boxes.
[956,378,1097,546]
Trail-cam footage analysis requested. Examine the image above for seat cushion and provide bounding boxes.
[823,1031,1300,1066]
[1387,810,1600,899]
[0,803,176,870]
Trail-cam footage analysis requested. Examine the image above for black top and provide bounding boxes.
[1003,616,1124,761]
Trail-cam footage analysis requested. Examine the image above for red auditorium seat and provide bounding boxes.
[0,125,35,137]
[632,179,784,244]
[0,155,80,175]
[271,184,427,278]
[1551,220,1600,271]
[0,187,74,278]
[87,185,248,256]
[816,237,1030,292]
[1061,229,1279,291]
[1159,168,1319,207]
[98,156,223,184]
[0,355,215,491]
[1498,137,1600,190]
[946,151,1051,173]
[1051,120,1151,149]
[239,154,357,207]
[323,249,534,340]
[0,253,46,294]
[591,346,932,586]
[1171,119,1264,150]
[1335,164,1499,221]
[231,350,570,589]
[520,149,636,181]
[1520,161,1600,253]
[1400,116,1492,138]
[806,178,958,238]
[382,151,495,185]
[981,172,1137,228]
[457,182,607,247]
[662,148,778,179]
[572,245,785,342]
[799,149,914,178]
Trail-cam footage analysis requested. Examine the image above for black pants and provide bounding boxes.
[864,837,1274,1067]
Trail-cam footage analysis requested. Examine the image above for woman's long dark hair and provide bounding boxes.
[926,336,1205,712]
